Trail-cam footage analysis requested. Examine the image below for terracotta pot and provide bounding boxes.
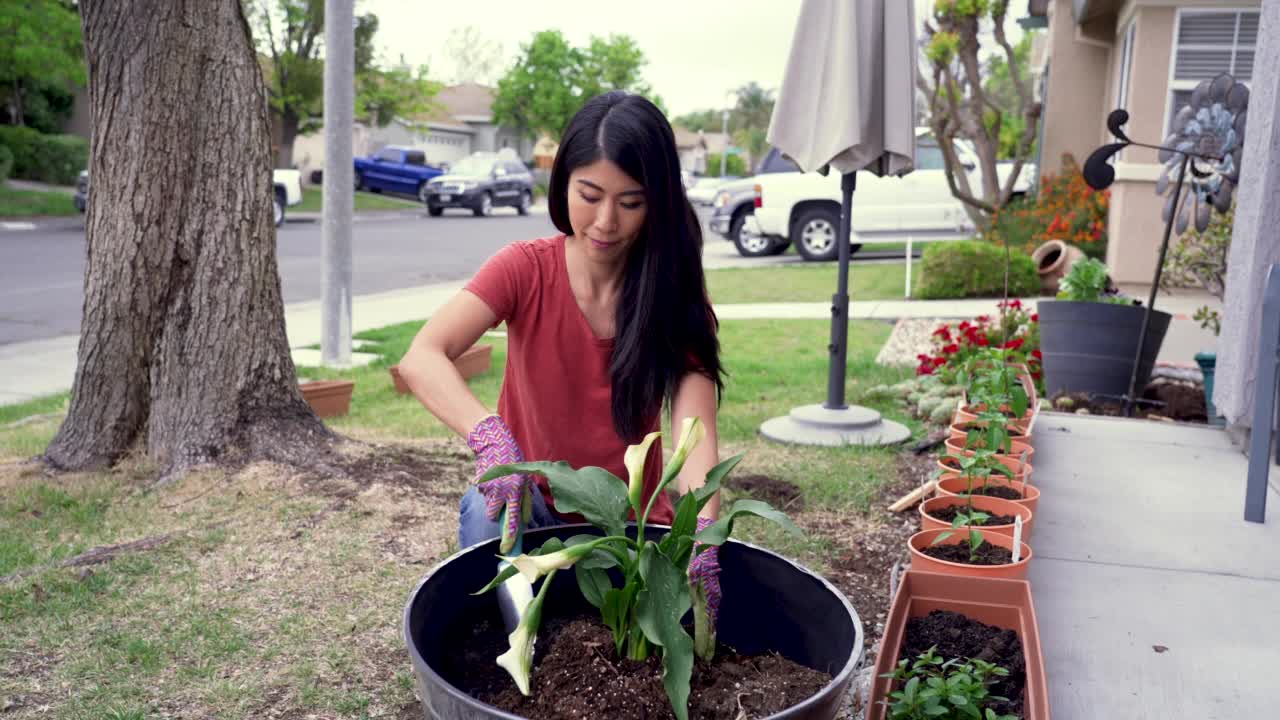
[956,367,1040,432]
[1032,238,1086,295]
[947,421,1031,446]
[907,528,1032,579]
[453,343,493,380]
[935,475,1040,518]
[936,453,1032,484]
[945,437,1035,467]
[865,570,1050,720]
[300,380,354,418]
[389,364,411,394]
[388,343,494,395]
[919,494,1034,539]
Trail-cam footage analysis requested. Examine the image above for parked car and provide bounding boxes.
[74,168,303,227]
[422,151,535,217]
[748,129,1036,261]
[353,146,446,203]
[707,147,800,256]
[685,176,740,207]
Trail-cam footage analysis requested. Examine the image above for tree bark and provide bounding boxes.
[46,0,329,476]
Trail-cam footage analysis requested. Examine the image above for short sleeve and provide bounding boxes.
[465,242,534,325]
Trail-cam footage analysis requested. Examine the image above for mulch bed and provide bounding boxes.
[1052,379,1207,423]
[900,610,1027,718]
[453,616,832,720]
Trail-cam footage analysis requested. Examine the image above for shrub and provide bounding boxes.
[1162,206,1231,334]
[0,144,12,182]
[984,154,1109,259]
[914,240,1039,300]
[702,152,746,178]
[0,126,89,185]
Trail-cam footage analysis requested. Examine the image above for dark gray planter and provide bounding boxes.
[1038,300,1171,399]
[403,524,863,720]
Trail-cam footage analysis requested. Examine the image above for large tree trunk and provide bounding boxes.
[46,0,329,476]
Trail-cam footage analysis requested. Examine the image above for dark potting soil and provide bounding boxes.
[446,615,832,720]
[927,504,1017,527]
[964,485,1024,501]
[919,541,1014,566]
[1052,379,1207,423]
[900,610,1026,718]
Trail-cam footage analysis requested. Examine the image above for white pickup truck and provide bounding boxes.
[749,129,1034,261]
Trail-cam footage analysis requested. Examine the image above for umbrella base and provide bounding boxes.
[760,403,912,447]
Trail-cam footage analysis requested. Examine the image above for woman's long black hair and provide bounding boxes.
[548,91,725,442]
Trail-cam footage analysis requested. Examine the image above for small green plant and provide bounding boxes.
[882,647,1018,720]
[1162,206,1231,335]
[1056,258,1132,304]
[475,417,799,720]
[930,515,988,563]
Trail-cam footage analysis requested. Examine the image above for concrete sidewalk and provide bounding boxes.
[1027,413,1279,718]
[0,280,1220,407]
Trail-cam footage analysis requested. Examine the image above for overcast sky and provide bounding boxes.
[362,0,1031,118]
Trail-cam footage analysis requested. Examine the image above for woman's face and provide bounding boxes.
[567,158,648,263]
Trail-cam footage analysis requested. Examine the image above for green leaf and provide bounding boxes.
[635,544,694,720]
[481,461,630,537]
[925,705,949,716]
[566,534,621,569]
[904,676,919,701]
[931,530,955,546]
[576,565,614,609]
[698,454,743,506]
[665,492,701,550]
[692,499,800,545]
[473,537,565,594]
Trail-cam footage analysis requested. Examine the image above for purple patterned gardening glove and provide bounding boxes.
[467,414,533,554]
[689,516,722,625]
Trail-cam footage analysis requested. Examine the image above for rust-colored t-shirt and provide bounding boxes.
[465,235,674,525]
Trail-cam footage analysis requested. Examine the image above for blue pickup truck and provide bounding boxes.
[353,146,445,203]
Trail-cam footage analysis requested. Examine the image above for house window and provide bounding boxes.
[1166,9,1258,135]
[1115,20,1136,111]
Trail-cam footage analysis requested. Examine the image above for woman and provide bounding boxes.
[398,91,725,615]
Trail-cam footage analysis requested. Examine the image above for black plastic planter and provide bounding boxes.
[403,524,863,720]
[1038,300,1171,399]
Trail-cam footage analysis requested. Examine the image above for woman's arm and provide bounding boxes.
[671,371,721,520]
[397,290,500,437]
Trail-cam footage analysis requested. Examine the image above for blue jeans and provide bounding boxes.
[458,484,564,550]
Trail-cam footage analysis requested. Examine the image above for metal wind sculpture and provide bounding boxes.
[1082,73,1248,417]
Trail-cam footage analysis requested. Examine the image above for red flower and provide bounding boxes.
[1031,349,1043,360]
[1009,299,1023,310]
[942,343,960,354]
[932,326,952,340]
[976,335,990,347]
[1030,313,1039,322]
[976,315,990,324]
[1002,338,1025,351]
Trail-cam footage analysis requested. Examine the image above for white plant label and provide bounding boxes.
[1012,515,1024,563]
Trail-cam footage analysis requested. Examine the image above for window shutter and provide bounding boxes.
[1173,11,1261,82]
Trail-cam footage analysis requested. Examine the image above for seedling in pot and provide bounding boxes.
[473,417,800,720]
[882,647,1018,720]
[930,522,987,564]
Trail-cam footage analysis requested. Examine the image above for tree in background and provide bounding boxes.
[0,0,86,128]
[984,33,1036,160]
[356,58,442,128]
[493,30,663,140]
[673,82,775,171]
[917,0,1040,225]
[442,25,505,85]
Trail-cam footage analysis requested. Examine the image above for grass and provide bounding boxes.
[707,262,918,303]
[295,187,421,213]
[0,316,915,717]
[0,185,79,218]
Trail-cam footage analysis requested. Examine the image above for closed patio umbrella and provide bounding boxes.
[760,0,916,446]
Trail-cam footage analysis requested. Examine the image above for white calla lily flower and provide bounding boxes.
[624,431,662,510]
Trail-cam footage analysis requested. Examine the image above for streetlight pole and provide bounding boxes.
[720,108,729,177]
[321,0,354,367]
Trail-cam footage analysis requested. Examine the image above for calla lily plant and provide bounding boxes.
[473,417,800,720]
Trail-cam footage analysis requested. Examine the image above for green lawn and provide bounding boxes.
[295,187,421,213]
[0,185,79,218]
[707,262,917,303]
[0,316,915,717]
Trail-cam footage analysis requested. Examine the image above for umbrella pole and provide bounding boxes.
[825,172,856,410]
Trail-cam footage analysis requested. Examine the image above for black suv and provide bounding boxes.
[422,153,535,217]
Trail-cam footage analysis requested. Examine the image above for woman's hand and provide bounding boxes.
[468,414,533,554]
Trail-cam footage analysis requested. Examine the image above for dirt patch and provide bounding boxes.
[1052,379,1207,423]
[454,616,832,720]
[900,610,1026,718]
[726,473,805,511]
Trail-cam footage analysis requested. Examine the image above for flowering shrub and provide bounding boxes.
[916,300,1044,395]
[984,154,1109,259]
